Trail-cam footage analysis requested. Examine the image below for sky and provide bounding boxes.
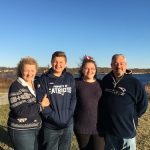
[0,0,150,69]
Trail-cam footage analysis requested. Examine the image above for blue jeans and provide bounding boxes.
[8,128,40,150]
[104,134,136,150]
[41,124,73,150]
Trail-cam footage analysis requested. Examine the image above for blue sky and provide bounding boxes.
[0,0,150,68]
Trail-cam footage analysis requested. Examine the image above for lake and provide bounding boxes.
[1,73,150,86]
[96,73,150,85]
[0,73,150,105]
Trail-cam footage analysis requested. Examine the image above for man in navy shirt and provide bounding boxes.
[100,54,148,150]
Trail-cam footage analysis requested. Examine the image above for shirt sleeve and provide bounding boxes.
[136,82,148,117]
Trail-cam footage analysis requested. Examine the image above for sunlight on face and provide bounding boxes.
[111,56,127,77]
[51,57,67,76]
[82,62,96,80]
[22,64,37,83]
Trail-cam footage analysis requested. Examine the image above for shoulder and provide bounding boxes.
[96,78,102,83]
[75,77,83,83]
[102,72,111,81]
[126,75,143,88]
[75,77,82,81]
[65,71,73,76]
[9,79,22,93]
[95,79,102,88]
[9,79,20,89]
[38,71,50,80]
[64,72,74,79]
[125,74,141,84]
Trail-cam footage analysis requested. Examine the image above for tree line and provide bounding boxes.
[0,67,150,74]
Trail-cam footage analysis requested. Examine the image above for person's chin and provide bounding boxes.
[55,69,63,73]
[115,71,122,76]
[118,72,124,77]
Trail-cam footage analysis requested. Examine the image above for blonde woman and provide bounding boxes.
[7,57,49,150]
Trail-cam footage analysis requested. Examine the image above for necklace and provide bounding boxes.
[112,75,124,88]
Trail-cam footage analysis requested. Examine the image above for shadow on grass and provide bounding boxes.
[0,124,13,149]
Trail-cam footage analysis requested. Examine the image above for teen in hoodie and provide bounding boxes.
[7,57,49,150]
[99,54,148,150]
[36,51,76,150]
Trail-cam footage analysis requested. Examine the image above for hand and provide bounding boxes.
[40,94,50,108]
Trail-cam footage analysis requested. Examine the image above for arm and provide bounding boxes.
[35,76,56,122]
[40,94,50,109]
[136,83,148,117]
[67,78,77,122]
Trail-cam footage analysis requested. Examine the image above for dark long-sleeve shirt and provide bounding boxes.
[74,78,102,134]
[100,71,148,138]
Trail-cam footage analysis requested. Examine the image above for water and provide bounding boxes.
[97,74,150,85]
[133,74,150,85]
[0,73,16,79]
[1,73,150,86]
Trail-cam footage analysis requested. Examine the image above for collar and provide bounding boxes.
[17,77,36,96]
[47,68,66,78]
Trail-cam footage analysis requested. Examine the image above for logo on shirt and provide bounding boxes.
[49,84,72,96]
[105,86,126,96]
[17,118,27,123]
[118,87,126,92]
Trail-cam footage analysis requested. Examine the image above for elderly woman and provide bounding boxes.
[7,57,49,150]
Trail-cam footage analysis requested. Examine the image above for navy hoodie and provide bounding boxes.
[36,68,77,129]
[100,71,148,138]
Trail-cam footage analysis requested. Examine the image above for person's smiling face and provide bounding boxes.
[22,64,37,83]
[51,56,67,76]
[82,62,96,80]
[111,56,127,77]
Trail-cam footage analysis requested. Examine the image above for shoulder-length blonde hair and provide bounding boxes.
[17,57,38,77]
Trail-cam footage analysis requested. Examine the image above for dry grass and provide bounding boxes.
[145,82,150,99]
[137,103,150,150]
[0,103,150,150]
[0,77,14,89]
[0,84,150,150]
[0,104,79,150]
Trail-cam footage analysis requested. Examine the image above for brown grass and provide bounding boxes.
[0,103,150,150]
[137,103,150,150]
[0,83,150,150]
[0,77,14,89]
[145,82,150,99]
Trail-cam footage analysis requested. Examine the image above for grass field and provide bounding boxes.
[0,102,150,150]
[0,104,79,150]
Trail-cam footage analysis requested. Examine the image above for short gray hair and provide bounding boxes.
[111,54,126,63]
